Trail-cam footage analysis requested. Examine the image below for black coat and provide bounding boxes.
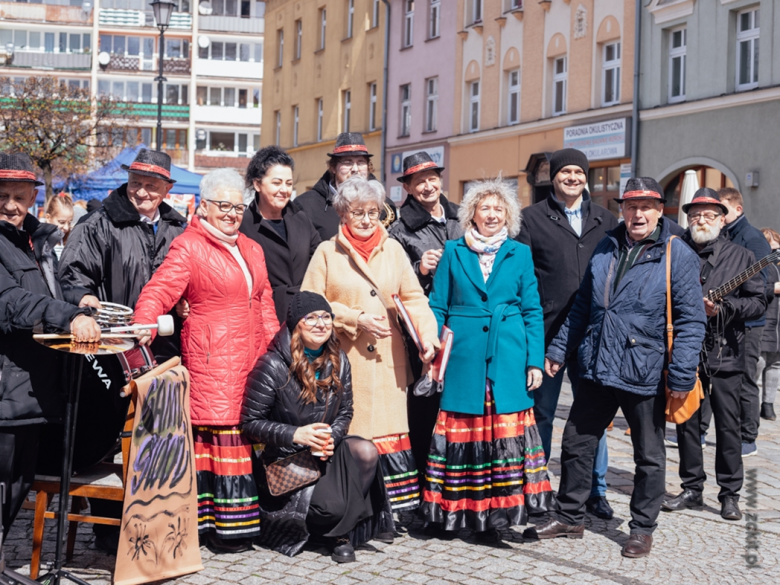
[727,214,773,327]
[761,263,780,353]
[0,216,89,426]
[58,184,186,360]
[239,200,322,324]
[684,231,766,373]
[388,194,464,295]
[516,192,619,347]
[293,170,398,241]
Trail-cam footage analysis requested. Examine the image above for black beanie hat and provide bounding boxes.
[286,291,333,332]
[549,148,590,181]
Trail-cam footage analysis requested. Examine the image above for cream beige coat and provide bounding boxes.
[301,225,440,439]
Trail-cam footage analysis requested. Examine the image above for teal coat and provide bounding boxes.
[429,237,544,415]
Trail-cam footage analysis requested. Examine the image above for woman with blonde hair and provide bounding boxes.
[43,193,74,259]
[420,177,553,541]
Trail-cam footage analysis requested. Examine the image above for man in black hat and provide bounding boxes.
[387,151,462,475]
[0,152,101,535]
[661,188,765,521]
[516,148,618,519]
[524,178,706,558]
[293,132,396,240]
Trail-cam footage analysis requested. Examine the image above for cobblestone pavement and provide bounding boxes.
[4,383,779,585]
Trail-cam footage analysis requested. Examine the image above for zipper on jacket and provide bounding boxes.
[206,324,212,364]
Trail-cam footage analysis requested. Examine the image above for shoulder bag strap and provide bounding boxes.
[666,236,676,360]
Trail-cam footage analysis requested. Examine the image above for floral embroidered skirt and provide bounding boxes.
[372,433,421,512]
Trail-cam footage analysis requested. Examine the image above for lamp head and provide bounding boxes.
[150,0,176,29]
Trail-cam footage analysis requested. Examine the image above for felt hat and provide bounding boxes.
[327,132,373,158]
[0,152,43,186]
[614,177,667,204]
[682,187,729,215]
[121,149,176,183]
[397,151,445,182]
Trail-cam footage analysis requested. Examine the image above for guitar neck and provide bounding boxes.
[708,254,774,301]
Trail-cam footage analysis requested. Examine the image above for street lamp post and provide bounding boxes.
[151,0,175,152]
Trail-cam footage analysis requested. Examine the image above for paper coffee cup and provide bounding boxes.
[311,427,333,457]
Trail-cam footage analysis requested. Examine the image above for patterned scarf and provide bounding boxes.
[464,227,508,282]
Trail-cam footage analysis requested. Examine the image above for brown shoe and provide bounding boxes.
[522,518,584,540]
[621,533,653,558]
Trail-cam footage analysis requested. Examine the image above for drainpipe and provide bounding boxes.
[630,0,642,176]
[380,0,391,184]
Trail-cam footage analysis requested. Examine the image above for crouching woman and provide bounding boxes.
[241,291,393,563]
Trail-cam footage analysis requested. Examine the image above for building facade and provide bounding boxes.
[637,0,779,221]
[0,0,265,174]
[262,0,386,192]
[445,0,635,210]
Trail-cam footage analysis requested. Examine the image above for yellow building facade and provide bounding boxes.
[262,0,386,191]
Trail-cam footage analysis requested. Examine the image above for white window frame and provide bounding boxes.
[275,110,281,145]
[467,0,482,26]
[400,83,411,136]
[429,0,440,39]
[372,0,380,28]
[346,0,354,39]
[668,27,686,103]
[295,19,302,60]
[277,29,283,67]
[552,56,567,116]
[736,8,759,91]
[317,98,324,141]
[403,0,414,48]
[468,80,480,132]
[601,42,621,107]
[293,105,299,147]
[369,82,378,131]
[343,89,351,132]
[507,68,520,125]
[319,8,327,51]
[425,76,438,132]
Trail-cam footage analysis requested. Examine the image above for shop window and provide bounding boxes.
[588,165,621,214]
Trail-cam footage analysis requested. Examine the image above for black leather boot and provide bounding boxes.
[331,536,356,563]
[761,402,776,421]
[661,489,704,511]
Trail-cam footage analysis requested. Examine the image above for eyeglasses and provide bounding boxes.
[337,159,369,169]
[687,212,722,223]
[303,313,333,327]
[206,200,248,214]
[348,209,380,220]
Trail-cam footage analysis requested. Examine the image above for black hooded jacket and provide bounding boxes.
[726,213,773,328]
[0,215,89,426]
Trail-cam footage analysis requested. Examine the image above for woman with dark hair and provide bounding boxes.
[242,291,393,563]
[241,145,322,323]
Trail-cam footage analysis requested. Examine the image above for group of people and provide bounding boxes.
[0,132,776,567]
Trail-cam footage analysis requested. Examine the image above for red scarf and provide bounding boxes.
[342,223,382,263]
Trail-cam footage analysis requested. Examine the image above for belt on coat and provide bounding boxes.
[448,303,521,383]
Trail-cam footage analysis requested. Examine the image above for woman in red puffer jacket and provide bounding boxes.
[134,168,278,553]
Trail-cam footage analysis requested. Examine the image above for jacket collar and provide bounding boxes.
[607,216,673,257]
[246,198,293,244]
[103,183,186,226]
[399,193,458,231]
[544,190,604,237]
[0,214,55,250]
[683,229,729,261]
[546,189,592,218]
[726,213,748,236]
[453,236,515,294]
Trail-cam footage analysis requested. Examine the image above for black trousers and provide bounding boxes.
[407,390,441,477]
[556,380,666,535]
[740,326,763,443]
[676,371,743,500]
[0,425,41,538]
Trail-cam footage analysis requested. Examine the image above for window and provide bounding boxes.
[503,0,522,12]
[552,56,567,116]
[319,8,327,50]
[469,81,480,132]
[425,77,438,132]
[277,29,283,67]
[346,0,354,39]
[98,79,156,103]
[317,98,324,141]
[736,8,759,91]
[588,166,622,212]
[275,110,281,145]
[295,20,302,59]
[507,69,520,125]
[165,38,190,59]
[213,132,236,152]
[400,84,411,136]
[429,0,440,39]
[371,0,380,28]
[4,30,91,54]
[467,0,482,26]
[196,86,257,106]
[602,42,620,106]
[403,1,414,48]
[369,82,378,131]
[199,40,262,62]
[343,90,351,132]
[669,27,686,103]
[293,105,299,147]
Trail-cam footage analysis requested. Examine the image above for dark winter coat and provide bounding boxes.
[388,194,463,295]
[239,199,322,323]
[0,216,89,426]
[58,184,186,360]
[516,192,619,347]
[761,263,780,353]
[684,231,766,373]
[547,218,706,396]
[727,214,772,327]
[293,170,397,241]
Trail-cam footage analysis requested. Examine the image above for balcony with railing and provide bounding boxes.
[121,102,190,120]
[0,2,92,25]
[7,50,91,71]
[102,55,191,75]
[198,15,264,34]
[98,9,191,29]
[191,104,261,125]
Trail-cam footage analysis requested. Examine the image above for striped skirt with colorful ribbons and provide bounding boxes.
[194,425,261,540]
[372,433,421,512]
[420,385,553,532]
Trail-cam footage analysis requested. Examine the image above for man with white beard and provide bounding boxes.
[662,188,766,521]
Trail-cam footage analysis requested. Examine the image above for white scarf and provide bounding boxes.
[464,227,508,282]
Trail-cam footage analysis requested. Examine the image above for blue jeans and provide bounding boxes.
[533,359,608,498]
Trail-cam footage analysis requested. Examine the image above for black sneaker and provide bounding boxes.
[331,537,356,563]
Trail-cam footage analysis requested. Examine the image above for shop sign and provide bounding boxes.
[563,118,628,160]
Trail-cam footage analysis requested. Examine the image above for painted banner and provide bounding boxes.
[115,358,203,585]
[562,118,629,161]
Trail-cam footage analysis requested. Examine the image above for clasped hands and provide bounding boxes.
[293,423,334,461]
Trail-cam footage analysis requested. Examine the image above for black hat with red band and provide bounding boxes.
[327,132,374,158]
[397,151,445,182]
[682,187,729,215]
[0,153,44,186]
[614,177,666,204]
[120,149,176,184]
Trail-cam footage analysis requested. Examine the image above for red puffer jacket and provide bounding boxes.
[134,216,279,425]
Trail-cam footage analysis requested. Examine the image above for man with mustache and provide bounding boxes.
[662,188,765,521]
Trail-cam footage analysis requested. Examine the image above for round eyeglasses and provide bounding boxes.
[303,313,333,327]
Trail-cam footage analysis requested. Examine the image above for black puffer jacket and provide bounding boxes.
[0,215,89,426]
[241,327,353,464]
[58,184,186,360]
[388,194,463,295]
[293,170,397,241]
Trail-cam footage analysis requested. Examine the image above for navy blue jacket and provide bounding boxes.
[547,218,706,396]
[727,214,772,327]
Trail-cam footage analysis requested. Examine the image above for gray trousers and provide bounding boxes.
[757,351,780,404]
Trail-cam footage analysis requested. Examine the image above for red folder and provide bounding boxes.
[431,326,453,383]
[391,294,424,352]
